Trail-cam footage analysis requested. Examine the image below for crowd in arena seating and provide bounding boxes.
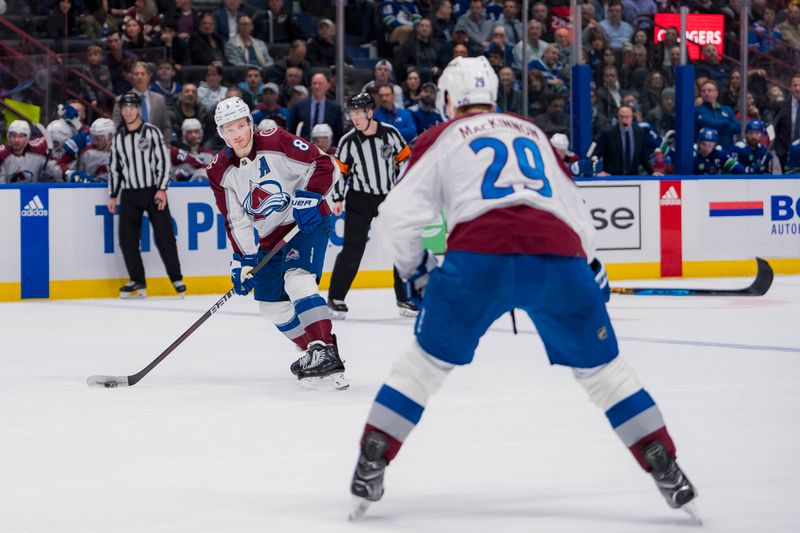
[2,0,800,183]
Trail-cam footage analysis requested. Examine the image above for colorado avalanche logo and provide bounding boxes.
[243,179,291,217]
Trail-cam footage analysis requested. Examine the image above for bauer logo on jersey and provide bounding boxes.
[243,179,291,217]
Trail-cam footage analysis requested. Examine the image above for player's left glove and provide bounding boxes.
[230,253,259,296]
[590,257,610,302]
[291,190,329,233]
[402,251,438,307]
[66,169,94,183]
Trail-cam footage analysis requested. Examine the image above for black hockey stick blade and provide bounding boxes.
[87,225,302,388]
[610,258,774,297]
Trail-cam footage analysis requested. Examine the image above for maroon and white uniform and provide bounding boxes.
[170,146,212,181]
[207,128,341,255]
[0,138,62,183]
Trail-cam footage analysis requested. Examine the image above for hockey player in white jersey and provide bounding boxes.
[61,118,115,182]
[208,96,347,390]
[0,120,62,183]
[348,57,699,521]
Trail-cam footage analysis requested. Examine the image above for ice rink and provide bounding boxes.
[2,274,799,533]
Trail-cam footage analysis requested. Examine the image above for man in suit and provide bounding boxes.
[773,73,800,165]
[112,62,172,142]
[595,66,622,120]
[212,0,246,43]
[596,105,662,176]
[287,73,343,143]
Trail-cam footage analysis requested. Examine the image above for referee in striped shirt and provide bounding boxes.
[328,91,414,318]
[108,92,185,299]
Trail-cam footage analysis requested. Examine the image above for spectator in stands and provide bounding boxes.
[431,0,455,44]
[169,83,212,145]
[527,69,550,116]
[402,68,422,107]
[105,30,137,94]
[172,0,199,41]
[310,123,336,155]
[124,0,162,38]
[238,66,265,107]
[651,26,678,72]
[397,18,441,80]
[732,120,776,174]
[530,1,554,42]
[225,15,274,68]
[436,27,477,68]
[289,85,309,107]
[123,18,153,50]
[189,13,226,66]
[279,65,305,107]
[83,44,113,109]
[362,59,406,109]
[197,63,228,110]
[485,25,514,68]
[307,18,353,68]
[48,0,79,39]
[159,22,191,64]
[80,0,119,41]
[640,71,664,114]
[695,44,732,92]
[513,20,548,69]
[662,45,681,87]
[645,86,675,136]
[112,62,172,141]
[586,29,609,74]
[213,0,245,43]
[554,28,571,69]
[595,66,622,118]
[622,0,656,31]
[374,83,417,142]
[695,79,740,148]
[737,91,770,129]
[288,72,344,142]
[382,0,423,46]
[599,0,632,50]
[620,43,649,94]
[149,60,182,107]
[719,69,741,109]
[254,0,307,43]
[496,66,521,113]
[497,0,521,47]
[749,6,782,54]
[693,128,745,175]
[269,40,312,87]
[596,105,660,176]
[529,44,567,92]
[590,89,611,137]
[455,0,496,49]
[252,82,290,129]
[779,3,800,49]
[772,73,800,164]
[535,94,569,137]
[408,81,443,133]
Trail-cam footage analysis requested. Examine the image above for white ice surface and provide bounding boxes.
[2,275,800,532]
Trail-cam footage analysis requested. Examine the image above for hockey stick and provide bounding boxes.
[610,258,773,297]
[87,225,302,388]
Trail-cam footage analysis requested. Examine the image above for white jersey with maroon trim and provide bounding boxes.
[170,146,212,181]
[0,138,62,183]
[77,144,111,181]
[207,128,341,255]
[376,111,597,278]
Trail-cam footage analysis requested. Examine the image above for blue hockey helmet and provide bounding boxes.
[698,128,718,143]
[746,119,765,133]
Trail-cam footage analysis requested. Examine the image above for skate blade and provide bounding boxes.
[682,501,702,525]
[299,372,349,391]
[398,308,418,318]
[348,496,371,521]
[119,290,146,299]
[329,309,347,320]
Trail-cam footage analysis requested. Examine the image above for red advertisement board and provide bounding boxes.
[653,14,725,61]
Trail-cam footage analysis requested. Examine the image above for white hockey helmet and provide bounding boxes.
[310,123,333,140]
[550,133,570,156]
[436,56,498,120]
[214,96,253,143]
[90,117,116,138]
[8,120,31,138]
[182,118,203,134]
[257,118,278,131]
[47,119,74,146]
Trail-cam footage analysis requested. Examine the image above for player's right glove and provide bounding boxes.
[402,251,438,306]
[230,253,259,296]
[590,257,610,302]
[66,169,94,183]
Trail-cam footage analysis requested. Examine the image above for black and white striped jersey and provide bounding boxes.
[109,121,171,197]
[332,122,411,202]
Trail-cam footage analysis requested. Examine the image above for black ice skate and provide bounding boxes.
[644,441,701,524]
[173,280,187,297]
[396,300,418,318]
[327,298,348,319]
[349,431,389,520]
[295,341,348,390]
[119,281,146,299]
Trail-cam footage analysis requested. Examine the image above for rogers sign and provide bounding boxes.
[654,14,724,61]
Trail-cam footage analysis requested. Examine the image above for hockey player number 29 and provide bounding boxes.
[470,137,553,199]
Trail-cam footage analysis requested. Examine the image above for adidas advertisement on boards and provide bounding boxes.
[578,185,642,251]
[659,181,682,276]
[19,188,49,298]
